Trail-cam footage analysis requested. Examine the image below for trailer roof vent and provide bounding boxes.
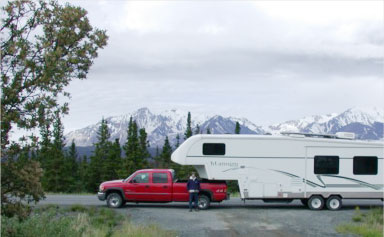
[335,132,355,140]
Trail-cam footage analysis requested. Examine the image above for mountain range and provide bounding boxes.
[65,107,384,148]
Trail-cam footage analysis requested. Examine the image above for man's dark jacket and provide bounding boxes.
[187,178,200,191]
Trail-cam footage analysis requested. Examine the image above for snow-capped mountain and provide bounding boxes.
[65,108,264,147]
[65,106,384,148]
[268,107,384,140]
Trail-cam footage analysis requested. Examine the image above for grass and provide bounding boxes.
[2,204,177,237]
[336,206,383,237]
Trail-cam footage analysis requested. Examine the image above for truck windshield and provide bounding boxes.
[123,173,135,182]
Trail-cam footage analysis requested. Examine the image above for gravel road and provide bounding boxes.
[38,195,383,237]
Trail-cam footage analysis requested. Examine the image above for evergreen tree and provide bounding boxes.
[175,134,180,149]
[43,114,68,192]
[66,140,79,192]
[138,128,150,163]
[160,136,172,168]
[120,118,149,177]
[235,122,241,134]
[206,127,211,134]
[184,112,193,140]
[194,124,200,135]
[154,146,160,168]
[87,118,111,192]
[104,139,122,181]
[78,155,89,192]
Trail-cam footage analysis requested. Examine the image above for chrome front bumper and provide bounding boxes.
[97,192,106,201]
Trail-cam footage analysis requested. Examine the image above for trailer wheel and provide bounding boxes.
[198,195,210,210]
[326,196,342,211]
[308,195,324,210]
[107,193,123,208]
[300,199,308,207]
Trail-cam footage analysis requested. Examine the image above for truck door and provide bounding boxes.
[148,172,172,202]
[126,172,152,201]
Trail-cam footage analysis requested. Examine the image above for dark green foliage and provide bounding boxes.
[194,124,200,135]
[119,118,149,177]
[206,127,211,134]
[103,139,122,181]
[66,140,81,192]
[175,134,180,149]
[1,155,44,219]
[1,0,108,150]
[235,122,241,134]
[42,114,69,193]
[1,0,107,218]
[87,118,113,192]
[184,112,193,140]
[160,136,172,168]
[227,180,240,193]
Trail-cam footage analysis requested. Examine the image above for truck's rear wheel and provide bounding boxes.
[198,195,210,210]
[326,196,342,211]
[308,195,324,210]
[107,193,123,208]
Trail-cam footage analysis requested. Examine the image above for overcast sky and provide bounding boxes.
[59,0,383,132]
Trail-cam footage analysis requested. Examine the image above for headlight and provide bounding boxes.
[99,184,105,192]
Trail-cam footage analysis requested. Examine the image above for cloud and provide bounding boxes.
[59,0,383,131]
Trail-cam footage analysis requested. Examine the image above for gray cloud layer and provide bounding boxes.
[59,0,383,132]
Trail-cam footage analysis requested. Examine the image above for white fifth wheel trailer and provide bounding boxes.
[171,132,384,210]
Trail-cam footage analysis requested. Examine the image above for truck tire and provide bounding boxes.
[107,193,123,208]
[308,195,324,210]
[198,195,210,210]
[326,196,342,211]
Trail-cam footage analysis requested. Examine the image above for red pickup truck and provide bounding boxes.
[97,169,229,209]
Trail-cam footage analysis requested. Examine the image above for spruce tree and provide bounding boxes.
[175,134,180,149]
[66,140,79,192]
[78,155,89,192]
[206,127,211,134]
[138,128,150,164]
[43,114,68,192]
[184,112,193,140]
[235,122,241,134]
[160,136,172,168]
[120,118,148,177]
[87,118,111,192]
[104,139,122,181]
[154,146,160,168]
[194,124,200,135]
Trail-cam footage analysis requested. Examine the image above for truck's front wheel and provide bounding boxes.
[107,193,123,208]
[198,195,210,210]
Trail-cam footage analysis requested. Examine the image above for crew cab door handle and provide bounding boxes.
[145,185,150,188]
[163,185,168,188]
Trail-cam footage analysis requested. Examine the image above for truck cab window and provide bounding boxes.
[314,156,339,174]
[203,143,226,155]
[132,173,149,183]
[153,173,168,183]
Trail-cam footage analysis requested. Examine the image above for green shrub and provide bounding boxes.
[2,205,176,237]
[337,207,383,237]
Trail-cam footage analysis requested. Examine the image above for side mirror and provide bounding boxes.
[130,179,137,183]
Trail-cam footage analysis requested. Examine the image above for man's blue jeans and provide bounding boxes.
[189,192,198,210]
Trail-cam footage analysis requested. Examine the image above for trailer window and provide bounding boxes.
[203,143,225,155]
[353,156,378,175]
[314,156,339,174]
[153,173,168,183]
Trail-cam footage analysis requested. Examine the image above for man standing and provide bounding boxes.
[187,172,200,212]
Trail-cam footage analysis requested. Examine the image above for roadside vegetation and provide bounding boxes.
[336,206,383,237]
[1,204,176,237]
